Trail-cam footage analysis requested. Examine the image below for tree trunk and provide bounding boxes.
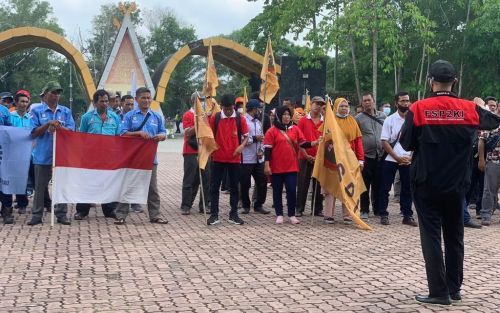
[349,34,362,103]
[394,65,398,95]
[458,0,472,97]
[372,29,378,102]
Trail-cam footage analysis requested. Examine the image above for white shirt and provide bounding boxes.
[380,112,411,162]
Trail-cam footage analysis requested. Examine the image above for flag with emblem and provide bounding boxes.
[52,129,157,204]
[312,97,370,230]
[259,38,279,104]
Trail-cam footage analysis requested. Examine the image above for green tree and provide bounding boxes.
[0,0,72,104]
[144,8,202,117]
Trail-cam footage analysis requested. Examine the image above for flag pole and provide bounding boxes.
[310,179,318,226]
[51,129,56,227]
[195,92,208,225]
[260,71,269,125]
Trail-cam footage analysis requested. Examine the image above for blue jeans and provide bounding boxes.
[463,199,471,224]
[271,172,297,217]
[378,161,413,217]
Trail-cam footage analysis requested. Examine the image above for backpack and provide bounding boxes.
[213,111,242,145]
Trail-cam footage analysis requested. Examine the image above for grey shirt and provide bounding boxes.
[355,110,386,159]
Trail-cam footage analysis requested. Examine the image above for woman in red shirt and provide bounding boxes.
[263,106,320,224]
[323,98,364,224]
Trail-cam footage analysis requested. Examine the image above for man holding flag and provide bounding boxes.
[114,87,169,225]
[27,81,74,226]
[73,89,121,220]
[180,92,211,215]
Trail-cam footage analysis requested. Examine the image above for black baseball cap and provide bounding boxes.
[429,60,456,83]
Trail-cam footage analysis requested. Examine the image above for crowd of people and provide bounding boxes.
[1,59,499,306]
[181,88,499,229]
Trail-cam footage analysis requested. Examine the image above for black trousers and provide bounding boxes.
[181,154,210,212]
[240,163,267,210]
[296,159,323,214]
[413,186,464,298]
[210,162,240,217]
[76,202,117,217]
[360,157,383,214]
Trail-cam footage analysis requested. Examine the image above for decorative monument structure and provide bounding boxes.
[97,3,155,99]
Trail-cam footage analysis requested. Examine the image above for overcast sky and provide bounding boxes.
[50,0,264,43]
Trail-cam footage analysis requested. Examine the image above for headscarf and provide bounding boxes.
[274,105,293,131]
[333,97,362,142]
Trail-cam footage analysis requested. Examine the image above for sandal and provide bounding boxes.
[114,218,125,225]
[150,217,169,224]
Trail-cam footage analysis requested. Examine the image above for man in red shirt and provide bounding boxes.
[180,92,210,215]
[208,94,249,225]
[296,96,326,217]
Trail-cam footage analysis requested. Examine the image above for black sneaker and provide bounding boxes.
[57,217,71,225]
[207,215,220,225]
[402,216,418,227]
[228,215,244,225]
[380,216,390,225]
[27,218,43,226]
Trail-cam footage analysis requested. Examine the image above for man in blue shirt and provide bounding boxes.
[114,87,169,225]
[74,89,121,221]
[27,81,75,226]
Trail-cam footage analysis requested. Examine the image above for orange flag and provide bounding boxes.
[312,97,370,230]
[259,38,279,104]
[203,42,219,98]
[304,91,311,115]
[195,97,218,170]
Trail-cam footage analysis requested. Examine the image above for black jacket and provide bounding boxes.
[400,92,500,194]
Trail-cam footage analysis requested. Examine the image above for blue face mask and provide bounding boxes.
[383,107,391,115]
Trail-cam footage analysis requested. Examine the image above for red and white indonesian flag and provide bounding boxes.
[52,129,157,204]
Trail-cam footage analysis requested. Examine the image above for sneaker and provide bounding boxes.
[207,215,220,225]
[27,217,42,226]
[360,212,369,220]
[324,217,335,224]
[73,213,86,220]
[343,216,353,224]
[228,215,244,225]
[289,216,300,224]
[181,209,190,215]
[131,204,143,213]
[464,220,482,229]
[481,219,491,226]
[402,216,418,227]
[275,216,284,224]
[380,216,390,225]
[241,208,250,214]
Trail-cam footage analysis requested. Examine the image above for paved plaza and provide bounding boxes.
[0,138,499,312]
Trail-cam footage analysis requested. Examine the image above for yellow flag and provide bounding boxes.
[242,87,248,113]
[259,38,279,104]
[312,97,370,230]
[203,43,219,97]
[195,97,218,170]
[304,93,311,115]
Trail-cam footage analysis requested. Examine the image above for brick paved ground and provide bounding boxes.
[0,138,499,312]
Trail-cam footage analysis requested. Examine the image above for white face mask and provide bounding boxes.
[383,107,391,115]
[237,108,244,114]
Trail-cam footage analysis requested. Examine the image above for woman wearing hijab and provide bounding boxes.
[263,106,320,224]
[323,98,365,224]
